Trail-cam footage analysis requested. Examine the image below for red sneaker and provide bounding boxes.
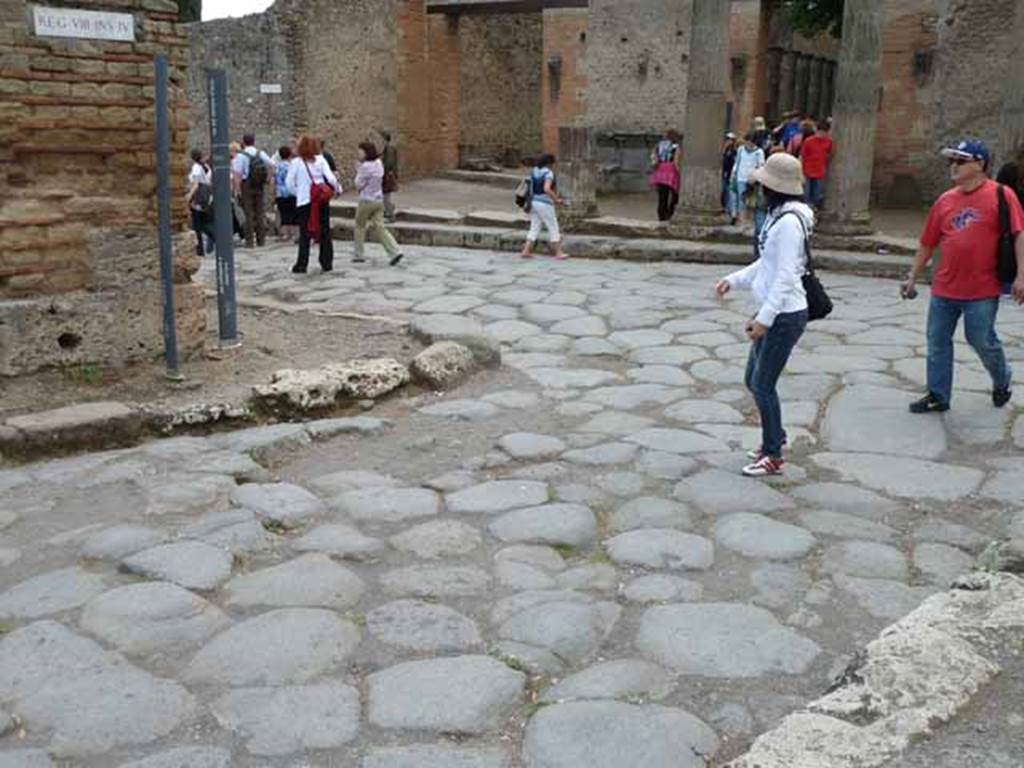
[742,456,785,477]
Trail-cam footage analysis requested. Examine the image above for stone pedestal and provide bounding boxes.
[820,0,884,236]
[672,0,730,229]
[557,126,599,223]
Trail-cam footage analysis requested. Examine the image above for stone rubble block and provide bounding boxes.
[0,567,111,620]
[409,314,502,367]
[539,658,676,703]
[497,601,620,665]
[252,358,411,412]
[410,341,479,388]
[605,529,714,570]
[489,504,598,547]
[222,553,365,609]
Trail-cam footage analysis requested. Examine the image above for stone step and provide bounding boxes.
[437,169,522,188]
[328,202,461,224]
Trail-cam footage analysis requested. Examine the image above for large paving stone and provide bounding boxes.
[606,529,713,570]
[625,428,728,454]
[523,303,587,324]
[637,603,821,677]
[80,582,230,657]
[834,575,937,619]
[811,453,984,501]
[211,682,360,755]
[489,504,597,547]
[121,541,233,591]
[117,747,231,768]
[821,541,909,580]
[333,487,441,522]
[367,655,525,734]
[609,496,693,532]
[582,384,682,409]
[790,482,900,521]
[549,315,609,337]
[495,544,567,572]
[714,514,817,560]
[292,523,385,560]
[0,621,195,758]
[749,563,812,608]
[308,469,400,495]
[562,441,640,466]
[419,399,500,420]
[498,560,557,590]
[223,553,364,609]
[622,574,704,603]
[80,524,164,560]
[540,659,675,703]
[185,608,360,686]
[380,565,492,598]
[0,567,109,619]
[446,480,549,514]
[822,385,947,459]
[367,599,482,652]
[497,601,621,665]
[389,519,482,558]
[0,750,54,767]
[498,433,567,460]
[798,510,898,542]
[636,450,698,480]
[481,389,540,409]
[626,365,693,387]
[630,345,706,365]
[144,474,237,517]
[408,314,500,367]
[910,519,989,552]
[673,469,794,514]
[485,319,543,342]
[913,543,974,585]
[524,367,621,389]
[362,744,511,768]
[523,701,719,768]
[664,399,745,424]
[230,482,325,528]
[578,411,656,435]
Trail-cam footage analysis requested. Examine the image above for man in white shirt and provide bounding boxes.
[232,133,274,248]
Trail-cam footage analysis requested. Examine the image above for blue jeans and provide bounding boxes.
[926,296,1011,405]
[805,177,825,207]
[729,180,748,219]
[745,310,808,457]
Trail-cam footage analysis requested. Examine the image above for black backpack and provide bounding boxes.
[763,211,834,322]
[245,151,269,188]
[193,181,212,212]
[997,184,1018,284]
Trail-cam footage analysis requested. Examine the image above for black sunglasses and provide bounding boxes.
[948,157,975,166]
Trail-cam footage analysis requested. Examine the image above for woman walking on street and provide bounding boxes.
[186,148,214,256]
[520,154,566,260]
[649,129,682,222]
[274,145,298,243]
[286,135,341,274]
[353,141,403,266]
[715,153,813,477]
[729,133,766,225]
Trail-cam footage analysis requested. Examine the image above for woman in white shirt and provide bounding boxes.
[286,135,342,273]
[715,152,811,477]
[186,148,213,256]
[353,141,403,266]
[729,132,766,225]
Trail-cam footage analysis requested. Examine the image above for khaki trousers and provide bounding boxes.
[354,200,400,260]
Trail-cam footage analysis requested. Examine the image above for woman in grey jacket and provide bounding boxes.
[715,152,812,477]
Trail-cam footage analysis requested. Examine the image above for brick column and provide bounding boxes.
[820,0,884,235]
[557,126,598,222]
[777,49,797,116]
[998,1,1024,165]
[673,0,730,226]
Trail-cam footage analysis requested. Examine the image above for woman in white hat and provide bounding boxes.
[714,152,813,477]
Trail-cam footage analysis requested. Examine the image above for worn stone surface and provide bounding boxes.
[362,744,511,768]
[380,565,492,598]
[333,487,442,523]
[292,522,386,559]
[540,659,675,703]
[822,541,909,581]
[609,496,694,532]
[117,747,231,768]
[411,342,479,388]
[231,482,326,528]
[253,358,411,410]
[367,599,482,652]
[674,470,795,514]
[622,574,704,603]
[80,524,164,560]
[714,514,817,560]
[498,432,567,460]
[447,480,550,514]
[489,504,598,547]
[223,553,365,609]
[389,519,483,558]
[0,567,110,619]
[498,601,621,665]
[121,542,233,591]
[606,529,713,570]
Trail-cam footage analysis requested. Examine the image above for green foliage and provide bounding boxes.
[778,0,844,39]
[64,362,103,386]
[177,0,201,23]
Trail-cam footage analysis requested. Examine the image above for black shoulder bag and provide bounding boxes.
[763,212,833,322]
[996,184,1018,284]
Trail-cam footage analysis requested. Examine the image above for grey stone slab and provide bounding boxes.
[608,330,674,350]
[625,428,729,454]
[674,469,795,515]
[495,544,566,572]
[798,510,898,542]
[413,295,486,313]
[790,482,900,522]
[690,360,746,385]
[621,574,703,603]
[577,411,656,435]
[525,367,621,389]
[367,599,482,652]
[514,462,570,481]
[0,567,110,619]
[367,655,524,734]
[503,352,567,369]
[389,519,483,558]
[595,471,646,497]
[636,450,698,480]
[913,543,975,585]
[292,523,385,560]
[556,563,618,591]
[498,432,567,459]
[811,453,984,501]
[362,744,511,768]
[419,399,501,420]
[121,542,233,591]
[514,333,572,352]
[497,560,557,589]
[573,337,622,357]
[116,747,230,768]
[446,480,550,514]
[212,682,359,756]
[910,519,989,552]
[1008,510,1024,539]
[308,469,401,495]
[481,390,540,409]
[980,469,1024,505]
[185,608,360,686]
[0,751,54,767]
[714,514,817,560]
[549,315,608,337]
[143,474,237,517]
[485,319,543,343]
[80,582,230,657]
[80,524,164,560]
[605,529,713,570]
[0,509,16,532]
[425,469,480,492]
[223,553,364,609]
[523,701,719,768]
[489,503,597,547]
[0,547,21,567]
[822,541,909,580]
[637,603,820,677]
[380,565,492,598]
[609,497,693,532]
[539,659,675,703]
[523,304,587,324]
[833,575,937,619]
[333,487,441,523]
[498,601,620,665]
[562,441,639,466]
[230,482,325,528]
[305,415,390,439]
[664,399,745,424]
[629,345,707,365]
[750,563,812,609]
[408,314,500,367]
[777,373,836,401]
[582,384,682,409]
[822,385,947,459]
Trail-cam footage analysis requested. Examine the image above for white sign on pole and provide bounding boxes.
[32,6,135,42]
[259,83,283,94]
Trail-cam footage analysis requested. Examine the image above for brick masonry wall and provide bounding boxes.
[541,7,587,154]
[729,0,761,135]
[458,12,542,166]
[0,0,205,376]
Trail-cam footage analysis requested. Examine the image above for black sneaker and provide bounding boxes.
[389,253,404,267]
[993,385,1012,408]
[909,392,949,414]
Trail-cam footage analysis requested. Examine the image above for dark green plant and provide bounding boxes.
[177,0,201,23]
[777,0,844,39]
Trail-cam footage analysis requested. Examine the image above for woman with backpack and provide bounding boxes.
[715,153,814,477]
[649,129,682,222]
[186,148,214,256]
[520,154,566,260]
[286,135,341,274]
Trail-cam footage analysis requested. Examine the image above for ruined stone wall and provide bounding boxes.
[458,13,542,166]
[0,0,204,376]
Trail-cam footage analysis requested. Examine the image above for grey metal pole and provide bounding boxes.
[206,68,241,347]
[154,54,182,380]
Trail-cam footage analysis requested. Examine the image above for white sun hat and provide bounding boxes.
[749,152,805,196]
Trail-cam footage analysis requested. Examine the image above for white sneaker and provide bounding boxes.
[742,456,785,477]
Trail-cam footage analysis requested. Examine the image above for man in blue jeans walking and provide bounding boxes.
[903,139,1024,414]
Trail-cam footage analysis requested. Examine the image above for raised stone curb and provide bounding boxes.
[725,572,1024,768]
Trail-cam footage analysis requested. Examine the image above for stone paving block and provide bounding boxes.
[714,514,817,560]
[222,553,365,609]
[121,541,233,591]
[80,524,164,560]
[540,659,676,703]
[380,565,492,598]
[333,487,442,522]
[446,480,550,514]
[367,599,482,652]
[605,529,714,570]
[231,482,326,528]
[362,744,512,768]
[497,601,621,665]
[116,747,231,768]
[674,469,795,514]
[489,503,597,547]
[0,567,110,619]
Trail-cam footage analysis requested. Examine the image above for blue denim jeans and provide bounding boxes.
[745,309,808,457]
[729,180,748,219]
[926,296,1012,406]
[804,177,825,208]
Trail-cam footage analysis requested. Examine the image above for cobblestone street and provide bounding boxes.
[2,244,1023,767]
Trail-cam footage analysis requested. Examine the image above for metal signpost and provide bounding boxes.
[154,54,182,380]
[206,68,241,347]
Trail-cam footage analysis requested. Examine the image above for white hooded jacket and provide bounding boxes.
[725,201,813,327]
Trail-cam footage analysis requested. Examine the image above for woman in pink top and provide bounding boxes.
[649,129,682,221]
[353,141,403,266]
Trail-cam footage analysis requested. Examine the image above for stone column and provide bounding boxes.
[793,54,811,115]
[557,126,599,222]
[820,0,884,235]
[806,57,823,120]
[672,0,730,226]
[766,47,783,123]
[998,1,1024,165]
[823,61,837,117]
[777,50,797,116]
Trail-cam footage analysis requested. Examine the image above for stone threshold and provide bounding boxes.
[725,571,1024,767]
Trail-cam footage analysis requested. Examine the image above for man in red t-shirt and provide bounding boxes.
[800,122,832,209]
[903,139,1024,413]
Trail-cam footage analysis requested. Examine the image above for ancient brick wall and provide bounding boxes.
[729,0,762,135]
[0,0,204,376]
[458,12,542,166]
[541,7,587,154]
